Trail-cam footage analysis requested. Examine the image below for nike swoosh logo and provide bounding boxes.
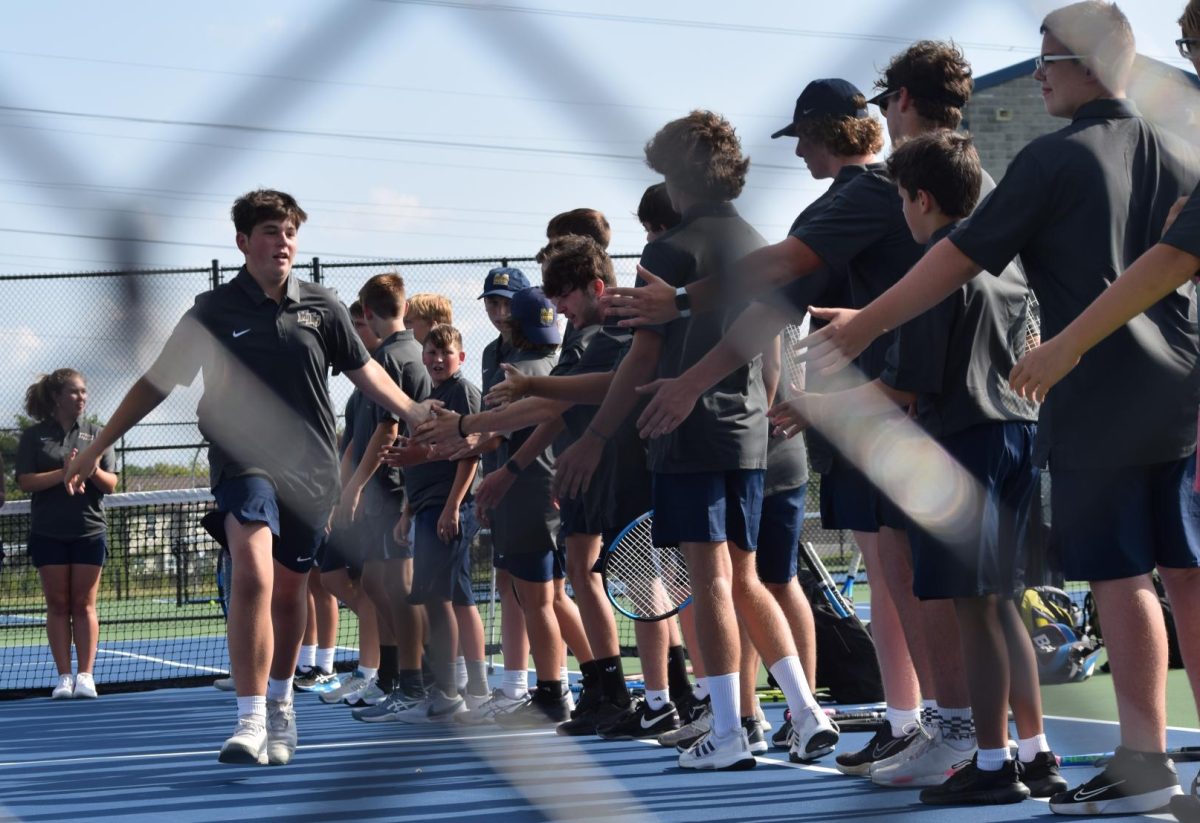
[1073,781,1125,802]
[871,738,907,759]
[232,329,251,338]
[640,712,670,730]
[296,556,313,562]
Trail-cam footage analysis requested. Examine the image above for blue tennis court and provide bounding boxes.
[3,679,1197,822]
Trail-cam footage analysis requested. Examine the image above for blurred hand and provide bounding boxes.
[475,469,516,512]
[436,504,460,543]
[485,364,530,408]
[1009,337,1078,404]
[601,265,679,328]
[635,377,699,438]
[795,307,864,375]
[553,434,604,499]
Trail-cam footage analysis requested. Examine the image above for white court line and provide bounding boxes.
[1044,714,1200,733]
[0,729,554,769]
[95,648,226,674]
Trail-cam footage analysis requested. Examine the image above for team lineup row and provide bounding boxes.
[14,0,1200,819]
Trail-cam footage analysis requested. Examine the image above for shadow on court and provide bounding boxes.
[1,685,1197,822]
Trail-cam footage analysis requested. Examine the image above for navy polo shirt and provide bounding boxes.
[881,222,1038,438]
[636,201,770,474]
[788,163,926,380]
[552,323,598,455]
[479,335,511,476]
[950,98,1200,469]
[15,418,115,539]
[404,373,481,516]
[145,267,371,515]
[362,330,430,514]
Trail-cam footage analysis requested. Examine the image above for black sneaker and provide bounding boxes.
[835,721,921,777]
[571,682,603,719]
[771,710,792,751]
[495,693,571,728]
[1169,792,1200,823]
[1020,750,1068,798]
[920,756,1031,806]
[1049,747,1182,815]
[742,716,767,755]
[673,691,701,724]
[597,699,680,740]
[555,698,627,736]
[294,667,337,692]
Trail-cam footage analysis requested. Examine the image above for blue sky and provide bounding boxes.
[0,0,1193,450]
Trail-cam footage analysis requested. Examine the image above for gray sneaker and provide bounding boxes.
[219,716,268,765]
[395,688,467,723]
[659,705,712,750]
[266,698,297,765]
[213,676,236,692]
[346,682,387,707]
[454,689,529,726]
[352,689,423,723]
[321,672,370,704]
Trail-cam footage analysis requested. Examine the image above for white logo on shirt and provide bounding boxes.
[297,310,321,329]
[232,329,251,338]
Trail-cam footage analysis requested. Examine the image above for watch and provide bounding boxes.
[504,459,521,476]
[674,286,692,318]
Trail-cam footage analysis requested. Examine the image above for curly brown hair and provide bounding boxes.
[230,189,308,236]
[875,41,973,130]
[537,235,615,298]
[644,110,749,202]
[794,97,885,156]
[1182,0,1200,37]
[546,209,611,249]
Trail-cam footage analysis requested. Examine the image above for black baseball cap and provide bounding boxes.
[771,79,870,139]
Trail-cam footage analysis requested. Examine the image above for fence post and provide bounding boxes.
[312,257,321,284]
[210,259,221,290]
[119,434,127,492]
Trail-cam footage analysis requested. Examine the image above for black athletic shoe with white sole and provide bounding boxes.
[919,756,1030,806]
[772,709,792,750]
[1049,747,1182,815]
[597,699,680,740]
[835,721,921,776]
[556,698,628,736]
[742,716,768,755]
[1019,750,1068,798]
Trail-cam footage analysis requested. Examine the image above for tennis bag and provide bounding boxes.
[797,569,884,704]
[1020,586,1102,683]
[1086,573,1184,670]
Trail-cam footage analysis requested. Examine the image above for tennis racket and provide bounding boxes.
[840,548,862,601]
[216,545,233,620]
[601,511,691,622]
[798,540,853,620]
[1059,746,1200,768]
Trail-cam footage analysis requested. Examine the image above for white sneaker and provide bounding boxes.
[346,681,387,707]
[397,688,466,723]
[754,696,773,732]
[870,726,974,787]
[321,672,370,705]
[219,716,268,765]
[678,727,756,771]
[788,707,838,763]
[454,689,528,726]
[463,691,491,711]
[51,674,75,700]
[213,676,236,692]
[72,672,98,699]
[266,698,298,765]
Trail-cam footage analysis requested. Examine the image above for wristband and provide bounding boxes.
[674,286,692,319]
[457,414,469,438]
[586,425,611,443]
[504,458,521,476]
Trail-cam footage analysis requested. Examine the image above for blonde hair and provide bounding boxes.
[405,292,453,326]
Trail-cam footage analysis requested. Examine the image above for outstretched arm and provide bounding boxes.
[65,378,167,492]
[798,239,981,375]
[1010,242,1200,402]
[486,363,615,407]
[603,238,824,327]
[346,359,437,431]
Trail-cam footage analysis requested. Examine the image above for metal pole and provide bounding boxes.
[486,533,497,674]
[210,259,221,290]
[312,256,321,284]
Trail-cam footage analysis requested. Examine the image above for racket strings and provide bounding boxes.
[606,520,690,617]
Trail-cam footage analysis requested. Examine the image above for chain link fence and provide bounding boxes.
[0,255,642,496]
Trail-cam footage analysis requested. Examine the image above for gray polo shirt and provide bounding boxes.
[552,323,598,455]
[788,163,926,381]
[1161,181,1200,262]
[950,98,1200,469]
[881,222,1038,438]
[496,346,558,474]
[404,373,481,515]
[145,267,370,515]
[637,201,770,474]
[363,329,430,514]
[16,418,115,539]
[479,335,511,476]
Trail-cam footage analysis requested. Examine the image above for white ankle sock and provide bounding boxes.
[885,705,920,737]
[645,689,669,710]
[315,647,335,672]
[976,746,1010,771]
[692,677,709,701]
[266,677,292,701]
[502,669,528,699]
[1018,734,1051,762]
[359,666,378,680]
[298,644,316,669]
[237,695,267,720]
[455,656,468,691]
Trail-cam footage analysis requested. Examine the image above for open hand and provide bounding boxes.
[601,265,679,328]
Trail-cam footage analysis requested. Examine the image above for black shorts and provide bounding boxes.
[755,484,807,584]
[907,422,1038,600]
[206,475,326,574]
[28,532,107,568]
[818,457,906,533]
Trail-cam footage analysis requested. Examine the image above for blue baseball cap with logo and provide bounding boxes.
[771,78,870,139]
[510,286,561,346]
[478,266,530,299]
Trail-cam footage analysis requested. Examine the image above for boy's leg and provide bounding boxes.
[552,577,592,665]
[757,485,815,690]
[498,568,530,695]
[497,560,571,728]
[1156,566,1200,715]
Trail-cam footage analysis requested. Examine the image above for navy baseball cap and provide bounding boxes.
[510,287,561,346]
[771,79,870,139]
[478,266,529,299]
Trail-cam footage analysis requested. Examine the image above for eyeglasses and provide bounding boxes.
[1178,38,1200,59]
[875,89,900,113]
[1034,53,1085,71]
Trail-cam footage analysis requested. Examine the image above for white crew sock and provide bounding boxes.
[885,705,920,737]
[768,656,819,718]
[298,644,316,670]
[237,695,267,720]
[315,647,335,673]
[455,656,468,691]
[502,668,528,699]
[266,677,292,701]
[706,672,740,738]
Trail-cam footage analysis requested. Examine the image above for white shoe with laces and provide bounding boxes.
[870,725,974,787]
[788,707,839,763]
[678,726,756,771]
[51,674,75,700]
[219,716,268,765]
[72,672,98,699]
[266,698,298,765]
